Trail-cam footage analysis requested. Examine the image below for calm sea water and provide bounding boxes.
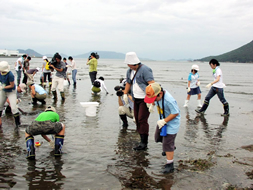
[0,57,253,189]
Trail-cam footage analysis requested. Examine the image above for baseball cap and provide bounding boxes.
[144,83,161,103]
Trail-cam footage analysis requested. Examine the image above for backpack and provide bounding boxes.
[93,80,101,88]
[45,61,50,70]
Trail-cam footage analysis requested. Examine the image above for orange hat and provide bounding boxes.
[144,83,161,103]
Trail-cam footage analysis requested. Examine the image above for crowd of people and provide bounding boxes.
[0,51,229,174]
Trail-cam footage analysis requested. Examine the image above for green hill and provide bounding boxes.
[196,40,253,63]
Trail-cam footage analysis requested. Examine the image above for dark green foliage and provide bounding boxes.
[196,40,253,63]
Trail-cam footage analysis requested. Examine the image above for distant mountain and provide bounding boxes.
[196,40,253,63]
[75,51,125,59]
[17,49,42,57]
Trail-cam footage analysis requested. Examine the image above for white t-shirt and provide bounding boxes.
[15,57,24,71]
[131,70,146,99]
[69,60,76,70]
[212,67,225,88]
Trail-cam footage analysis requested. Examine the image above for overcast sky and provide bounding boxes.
[0,0,252,60]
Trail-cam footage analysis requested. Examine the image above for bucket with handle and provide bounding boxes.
[80,102,99,117]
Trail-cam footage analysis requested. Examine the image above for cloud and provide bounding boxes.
[0,0,252,59]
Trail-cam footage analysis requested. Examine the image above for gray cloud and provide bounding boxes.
[0,0,252,60]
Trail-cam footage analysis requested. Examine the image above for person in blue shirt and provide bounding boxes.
[123,52,155,151]
[183,64,202,108]
[27,81,47,105]
[0,61,21,128]
[145,82,180,174]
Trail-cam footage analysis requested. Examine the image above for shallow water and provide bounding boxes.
[0,58,253,189]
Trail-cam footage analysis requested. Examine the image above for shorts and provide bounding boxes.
[154,125,177,152]
[26,120,63,136]
[187,86,201,95]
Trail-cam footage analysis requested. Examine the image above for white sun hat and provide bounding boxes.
[191,64,199,71]
[0,61,10,72]
[124,52,140,65]
[42,56,47,60]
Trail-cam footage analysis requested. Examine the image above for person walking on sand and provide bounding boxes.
[195,59,229,116]
[63,58,71,86]
[15,54,27,85]
[68,56,77,88]
[183,64,202,108]
[25,106,65,160]
[86,52,98,85]
[0,61,21,127]
[50,53,66,101]
[123,52,155,151]
[144,83,180,173]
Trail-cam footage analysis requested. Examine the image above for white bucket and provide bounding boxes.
[80,102,99,117]
[63,80,69,86]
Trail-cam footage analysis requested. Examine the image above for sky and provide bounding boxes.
[0,0,252,60]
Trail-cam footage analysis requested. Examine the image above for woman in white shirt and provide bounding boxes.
[68,56,77,88]
[195,59,229,116]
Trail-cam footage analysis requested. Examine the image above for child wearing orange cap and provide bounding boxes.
[144,82,180,174]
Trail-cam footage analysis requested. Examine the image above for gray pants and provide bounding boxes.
[0,90,18,114]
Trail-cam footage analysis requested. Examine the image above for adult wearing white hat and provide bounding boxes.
[0,61,21,127]
[123,52,155,151]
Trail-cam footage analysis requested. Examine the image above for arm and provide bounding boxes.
[3,81,15,89]
[41,135,51,142]
[118,96,124,106]
[211,75,220,85]
[187,81,191,87]
[147,80,155,84]
[164,113,179,123]
[123,82,131,94]
[31,86,36,96]
[50,64,63,72]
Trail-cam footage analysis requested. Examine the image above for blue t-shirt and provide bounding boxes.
[34,84,47,95]
[155,90,180,134]
[188,73,199,88]
[0,71,16,92]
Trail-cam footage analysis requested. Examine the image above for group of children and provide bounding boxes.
[117,54,229,174]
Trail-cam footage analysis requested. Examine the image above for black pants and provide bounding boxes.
[89,71,97,84]
[22,70,28,84]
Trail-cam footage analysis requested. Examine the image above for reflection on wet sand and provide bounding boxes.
[24,157,65,190]
[107,129,174,189]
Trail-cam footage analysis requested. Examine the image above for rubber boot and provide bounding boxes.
[26,136,35,160]
[49,82,52,90]
[197,99,202,108]
[13,112,21,127]
[55,135,64,157]
[133,134,148,151]
[221,103,230,116]
[68,80,71,85]
[60,92,65,101]
[162,162,174,174]
[43,82,47,88]
[183,100,189,107]
[32,98,38,105]
[74,82,76,88]
[52,91,57,100]
[195,100,209,114]
[119,114,128,128]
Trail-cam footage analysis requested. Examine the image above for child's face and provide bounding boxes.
[210,63,216,69]
[155,91,163,101]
